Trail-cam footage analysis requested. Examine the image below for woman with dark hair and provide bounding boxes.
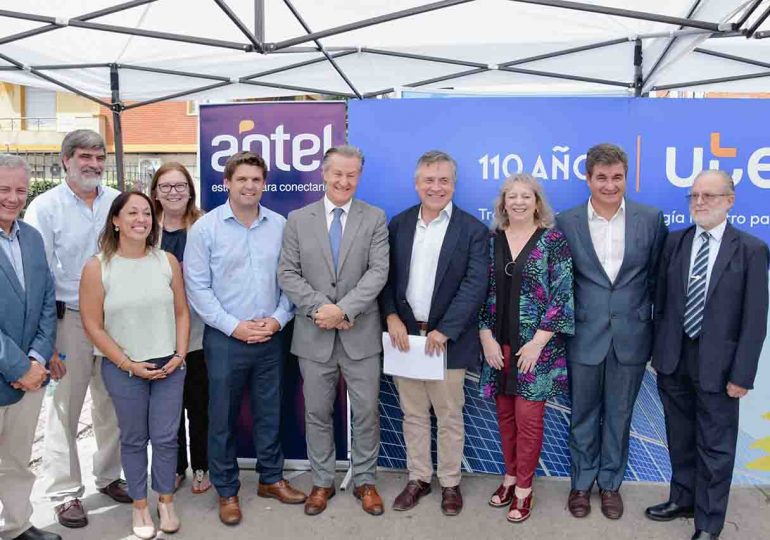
[479,174,574,523]
[150,163,210,495]
[80,191,190,538]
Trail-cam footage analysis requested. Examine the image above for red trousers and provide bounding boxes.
[495,345,546,489]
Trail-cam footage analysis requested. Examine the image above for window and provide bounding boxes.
[24,87,57,131]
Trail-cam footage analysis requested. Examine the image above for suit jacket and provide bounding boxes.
[278,198,389,362]
[652,223,769,392]
[555,199,667,366]
[0,221,57,406]
[379,204,488,370]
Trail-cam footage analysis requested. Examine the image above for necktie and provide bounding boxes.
[683,232,710,338]
[329,207,343,270]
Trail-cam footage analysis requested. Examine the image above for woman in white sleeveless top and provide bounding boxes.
[80,191,190,539]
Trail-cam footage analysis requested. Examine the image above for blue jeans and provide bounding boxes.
[204,326,285,498]
[101,356,185,500]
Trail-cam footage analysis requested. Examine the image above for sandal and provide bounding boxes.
[506,491,533,523]
[489,483,515,507]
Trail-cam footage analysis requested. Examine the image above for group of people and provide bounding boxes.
[0,129,766,540]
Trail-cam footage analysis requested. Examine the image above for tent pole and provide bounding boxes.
[737,0,764,30]
[213,0,263,52]
[642,0,703,88]
[747,4,770,37]
[652,71,770,91]
[634,39,643,97]
[110,64,126,192]
[255,0,265,43]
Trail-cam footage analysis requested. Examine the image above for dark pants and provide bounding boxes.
[569,346,646,491]
[204,325,285,498]
[176,349,209,474]
[101,356,185,501]
[657,335,739,536]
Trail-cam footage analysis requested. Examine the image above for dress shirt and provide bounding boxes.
[0,220,45,364]
[688,220,726,297]
[406,202,453,322]
[587,198,626,283]
[183,201,294,337]
[24,181,119,310]
[323,195,352,233]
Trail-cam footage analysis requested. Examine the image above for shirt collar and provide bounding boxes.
[0,220,20,240]
[695,219,727,243]
[62,179,104,202]
[418,201,453,225]
[222,200,267,227]
[588,198,625,221]
[324,195,353,216]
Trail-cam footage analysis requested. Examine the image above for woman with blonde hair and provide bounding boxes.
[150,162,211,495]
[479,174,574,523]
[80,191,189,538]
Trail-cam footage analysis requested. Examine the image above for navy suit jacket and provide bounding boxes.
[379,204,488,370]
[0,220,57,406]
[652,223,769,392]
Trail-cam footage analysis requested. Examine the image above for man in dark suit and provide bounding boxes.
[0,155,60,540]
[380,150,487,516]
[556,143,667,520]
[645,170,769,540]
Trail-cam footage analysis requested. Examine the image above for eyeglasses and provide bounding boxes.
[157,183,189,194]
[685,193,731,203]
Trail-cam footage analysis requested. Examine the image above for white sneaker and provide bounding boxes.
[158,500,180,533]
[132,506,156,539]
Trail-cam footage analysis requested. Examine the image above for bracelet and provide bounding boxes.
[172,353,186,370]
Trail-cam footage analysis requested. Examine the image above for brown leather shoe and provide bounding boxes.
[568,489,591,518]
[440,486,463,516]
[600,489,624,519]
[354,484,384,516]
[97,479,132,503]
[54,499,88,528]
[258,479,307,504]
[304,486,336,516]
[392,480,431,511]
[218,496,241,526]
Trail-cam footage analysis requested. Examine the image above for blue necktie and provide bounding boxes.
[683,232,710,338]
[329,207,343,270]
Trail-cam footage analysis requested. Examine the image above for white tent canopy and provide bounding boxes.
[0,0,768,106]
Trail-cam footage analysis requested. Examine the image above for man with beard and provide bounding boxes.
[646,170,769,540]
[25,130,129,529]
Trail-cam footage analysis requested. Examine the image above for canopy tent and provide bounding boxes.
[1,0,769,182]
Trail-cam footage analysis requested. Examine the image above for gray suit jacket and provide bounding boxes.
[0,221,57,406]
[278,198,389,362]
[555,199,667,366]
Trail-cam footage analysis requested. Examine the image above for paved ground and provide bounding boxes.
[18,391,770,540]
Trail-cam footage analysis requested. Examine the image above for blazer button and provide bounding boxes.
[331,282,336,287]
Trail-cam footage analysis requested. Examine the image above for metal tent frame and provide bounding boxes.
[0,0,768,188]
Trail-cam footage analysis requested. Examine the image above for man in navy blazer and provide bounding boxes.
[0,155,60,540]
[645,170,769,540]
[555,144,667,520]
[380,150,487,516]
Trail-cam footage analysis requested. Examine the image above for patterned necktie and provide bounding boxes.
[683,232,710,338]
[329,207,344,270]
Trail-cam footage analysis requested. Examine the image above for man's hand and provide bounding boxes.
[12,360,48,391]
[425,329,448,357]
[314,304,345,330]
[49,352,67,381]
[726,382,749,399]
[386,314,410,352]
[249,317,281,343]
[336,320,355,331]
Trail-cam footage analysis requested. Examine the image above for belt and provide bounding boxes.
[416,321,429,336]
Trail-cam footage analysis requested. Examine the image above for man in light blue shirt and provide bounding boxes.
[24,129,128,528]
[184,151,305,526]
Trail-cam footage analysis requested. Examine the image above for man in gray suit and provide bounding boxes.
[556,144,667,520]
[278,145,389,517]
[0,155,60,540]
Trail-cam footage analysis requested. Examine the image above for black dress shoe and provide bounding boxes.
[692,530,719,539]
[645,500,694,521]
[13,526,62,540]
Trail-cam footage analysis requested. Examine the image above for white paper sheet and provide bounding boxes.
[382,333,446,381]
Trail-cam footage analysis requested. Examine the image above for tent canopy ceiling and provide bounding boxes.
[0,0,768,104]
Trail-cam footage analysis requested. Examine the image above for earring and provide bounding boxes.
[114,225,119,232]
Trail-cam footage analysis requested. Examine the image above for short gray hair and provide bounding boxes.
[0,154,31,178]
[61,129,106,162]
[414,150,457,183]
[322,145,364,173]
[694,169,735,193]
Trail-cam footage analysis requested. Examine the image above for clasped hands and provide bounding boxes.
[11,359,49,391]
[233,317,282,344]
[314,304,354,331]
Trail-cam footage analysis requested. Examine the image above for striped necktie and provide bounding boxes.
[329,207,343,270]
[683,232,710,339]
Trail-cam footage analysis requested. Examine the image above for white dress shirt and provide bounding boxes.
[688,219,727,296]
[587,198,626,283]
[406,202,453,322]
[24,182,120,310]
[323,195,352,233]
